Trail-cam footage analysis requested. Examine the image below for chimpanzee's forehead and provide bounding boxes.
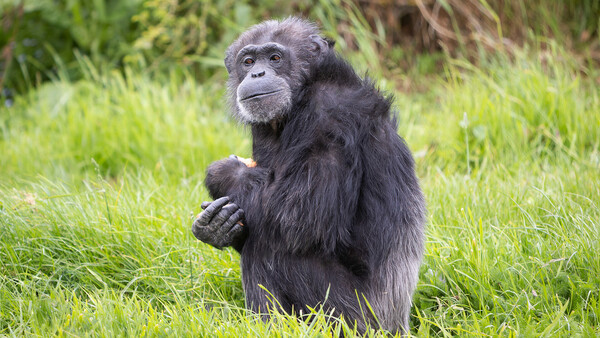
[230,18,318,52]
[236,43,286,58]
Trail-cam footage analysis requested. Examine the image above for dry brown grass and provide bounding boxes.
[356,0,599,61]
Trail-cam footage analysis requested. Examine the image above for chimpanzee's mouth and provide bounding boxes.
[240,90,282,101]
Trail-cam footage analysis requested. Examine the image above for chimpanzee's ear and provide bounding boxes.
[324,37,336,48]
[309,35,331,57]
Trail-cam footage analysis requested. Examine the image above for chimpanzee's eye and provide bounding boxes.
[243,57,254,65]
[270,54,281,62]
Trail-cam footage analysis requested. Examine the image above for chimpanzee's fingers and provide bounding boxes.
[227,223,245,242]
[191,220,207,240]
[217,208,245,239]
[195,201,212,218]
[226,208,245,231]
[194,206,244,248]
[195,196,229,226]
[209,203,240,230]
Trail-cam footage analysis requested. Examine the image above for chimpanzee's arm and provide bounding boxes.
[192,156,270,251]
[265,140,363,255]
[204,156,268,200]
[195,130,362,256]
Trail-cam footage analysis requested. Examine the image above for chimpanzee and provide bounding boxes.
[192,17,425,334]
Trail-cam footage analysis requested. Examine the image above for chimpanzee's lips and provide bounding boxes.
[240,90,282,101]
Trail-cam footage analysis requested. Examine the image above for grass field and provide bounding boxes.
[1,47,599,336]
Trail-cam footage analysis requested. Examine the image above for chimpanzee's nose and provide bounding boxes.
[251,70,266,78]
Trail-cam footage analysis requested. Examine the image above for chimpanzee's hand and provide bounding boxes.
[205,158,247,199]
[191,196,246,250]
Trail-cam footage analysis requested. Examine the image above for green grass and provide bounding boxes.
[1,47,599,336]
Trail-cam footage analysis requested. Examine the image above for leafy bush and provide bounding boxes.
[0,0,143,95]
[129,0,255,76]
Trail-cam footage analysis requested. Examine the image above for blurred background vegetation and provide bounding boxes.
[2,0,599,101]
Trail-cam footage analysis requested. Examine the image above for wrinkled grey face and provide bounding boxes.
[232,43,293,124]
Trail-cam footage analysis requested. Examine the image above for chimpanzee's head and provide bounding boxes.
[224,18,331,124]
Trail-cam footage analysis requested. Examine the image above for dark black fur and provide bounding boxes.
[193,18,425,334]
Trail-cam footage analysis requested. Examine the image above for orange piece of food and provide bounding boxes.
[238,157,257,167]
